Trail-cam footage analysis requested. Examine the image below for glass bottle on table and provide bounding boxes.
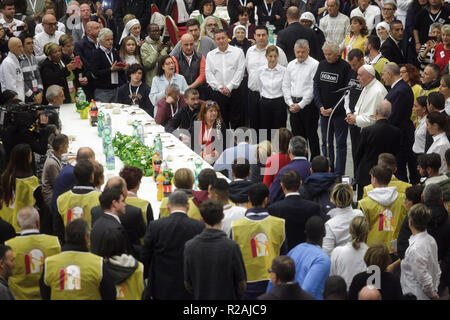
[106,143,115,170]
[97,111,105,137]
[194,157,203,190]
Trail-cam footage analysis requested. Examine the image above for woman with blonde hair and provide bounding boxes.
[250,140,272,183]
[330,215,369,287]
[322,183,364,256]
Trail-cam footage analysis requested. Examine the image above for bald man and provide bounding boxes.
[171,33,206,90]
[358,285,382,300]
[33,13,65,62]
[74,21,101,100]
[91,176,146,258]
[382,62,417,184]
[346,64,387,128]
[0,37,25,101]
[50,147,95,210]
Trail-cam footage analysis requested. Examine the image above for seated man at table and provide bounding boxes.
[165,88,203,135]
[155,83,187,127]
[45,85,65,107]
[116,63,153,116]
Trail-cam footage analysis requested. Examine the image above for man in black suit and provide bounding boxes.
[258,255,314,300]
[268,169,321,250]
[382,62,417,183]
[380,20,406,65]
[91,177,146,258]
[142,191,204,300]
[355,100,401,199]
[276,6,319,62]
[90,185,128,255]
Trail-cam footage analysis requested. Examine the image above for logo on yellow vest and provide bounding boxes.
[24,249,44,275]
[378,209,395,232]
[59,265,81,291]
[67,207,84,223]
[250,233,269,258]
[116,283,127,299]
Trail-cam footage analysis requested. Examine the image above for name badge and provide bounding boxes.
[441,51,445,58]
[68,80,74,93]
[32,79,38,92]
[111,71,119,84]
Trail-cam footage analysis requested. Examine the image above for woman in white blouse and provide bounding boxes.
[439,74,450,115]
[412,96,428,155]
[322,183,364,256]
[400,204,441,300]
[330,216,369,288]
[257,45,286,140]
[426,111,450,174]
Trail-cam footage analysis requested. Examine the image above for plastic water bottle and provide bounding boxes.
[105,113,112,128]
[132,120,139,139]
[102,126,112,155]
[106,143,115,170]
[194,157,203,190]
[97,111,104,137]
[78,88,86,102]
[155,134,163,160]
[268,23,274,44]
[137,122,145,143]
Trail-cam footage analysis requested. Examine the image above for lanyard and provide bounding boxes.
[50,153,62,168]
[170,101,178,117]
[239,0,247,6]
[429,9,442,23]
[104,50,114,65]
[129,83,141,105]
[264,1,272,16]
[25,56,36,80]
[203,124,213,144]
[195,40,201,54]
[28,0,37,13]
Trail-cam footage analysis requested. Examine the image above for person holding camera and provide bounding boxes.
[0,37,25,101]
[141,23,172,87]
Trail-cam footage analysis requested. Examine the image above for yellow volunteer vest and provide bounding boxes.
[6,234,61,300]
[115,262,144,300]
[57,190,101,229]
[231,215,285,282]
[373,57,389,84]
[10,176,39,232]
[358,192,407,252]
[159,197,201,220]
[362,178,411,199]
[125,197,150,224]
[419,86,439,96]
[0,206,14,225]
[44,251,103,300]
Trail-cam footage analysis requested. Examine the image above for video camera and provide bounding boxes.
[0,102,60,130]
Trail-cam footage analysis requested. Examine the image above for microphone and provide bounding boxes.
[333,83,358,93]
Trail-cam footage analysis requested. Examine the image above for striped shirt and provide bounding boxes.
[19,54,43,102]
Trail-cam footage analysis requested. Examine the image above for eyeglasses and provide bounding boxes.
[205,101,218,109]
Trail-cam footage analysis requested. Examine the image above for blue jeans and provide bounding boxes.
[320,114,348,176]
[94,88,117,103]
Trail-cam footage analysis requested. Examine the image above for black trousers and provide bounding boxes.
[259,96,287,141]
[248,89,261,130]
[208,85,246,129]
[349,124,361,176]
[396,130,419,184]
[290,99,320,160]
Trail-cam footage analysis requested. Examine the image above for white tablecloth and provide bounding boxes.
[59,103,226,219]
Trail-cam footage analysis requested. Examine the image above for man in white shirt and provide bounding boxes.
[319,0,350,49]
[401,203,441,300]
[208,178,246,237]
[350,0,381,33]
[34,6,66,35]
[0,37,25,101]
[205,29,245,129]
[345,64,387,129]
[246,25,288,131]
[34,14,65,63]
[282,39,320,159]
[0,0,27,39]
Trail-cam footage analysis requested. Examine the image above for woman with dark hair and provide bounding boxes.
[190,100,226,164]
[0,90,18,105]
[195,0,224,29]
[342,16,369,61]
[97,228,144,300]
[348,242,403,300]
[149,55,188,111]
[92,28,127,103]
[263,128,292,188]
[0,144,39,232]
[426,111,450,174]
[400,64,422,100]
[412,96,429,156]
[39,42,76,104]
[439,74,450,115]
[116,63,153,115]
[119,166,154,224]
[227,6,256,41]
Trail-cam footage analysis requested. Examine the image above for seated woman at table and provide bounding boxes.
[194,0,224,29]
[0,144,40,232]
[92,28,127,103]
[190,100,227,165]
[93,161,104,192]
[119,165,154,225]
[116,63,153,116]
[227,6,256,42]
[155,83,187,127]
[150,55,188,116]
[39,42,76,104]
[59,34,89,103]
[159,168,201,220]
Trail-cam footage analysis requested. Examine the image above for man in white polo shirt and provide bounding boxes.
[0,37,25,101]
